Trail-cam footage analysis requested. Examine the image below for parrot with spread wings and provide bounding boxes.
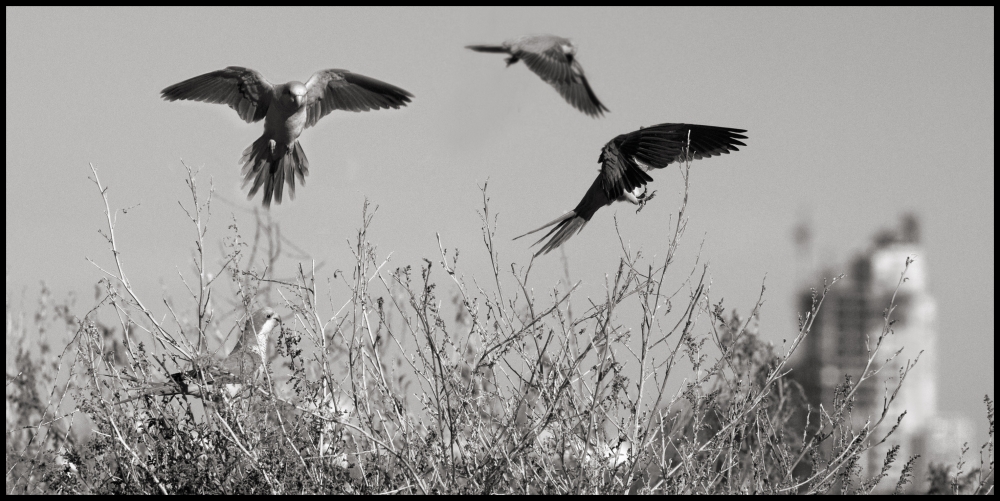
[466,35,609,117]
[516,123,748,256]
[161,67,412,207]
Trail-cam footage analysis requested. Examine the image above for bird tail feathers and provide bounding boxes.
[240,136,310,207]
[116,365,231,405]
[514,210,589,257]
[465,44,509,53]
[116,381,193,405]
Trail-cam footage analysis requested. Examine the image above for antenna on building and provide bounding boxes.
[900,212,920,244]
[793,206,815,286]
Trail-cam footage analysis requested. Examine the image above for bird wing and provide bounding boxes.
[518,44,575,83]
[160,66,274,123]
[514,175,611,256]
[302,69,413,128]
[518,47,608,117]
[598,140,655,201]
[116,356,248,404]
[600,123,748,199]
[216,348,262,382]
[550,61,608,118]
[218,307,277,379]
[171,358,238,387]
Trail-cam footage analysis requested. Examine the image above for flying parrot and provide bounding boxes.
[467,35,609,117]
[516,123,748,256]
[161,67,413,207]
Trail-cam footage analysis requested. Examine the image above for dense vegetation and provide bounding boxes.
[6,163,993,494]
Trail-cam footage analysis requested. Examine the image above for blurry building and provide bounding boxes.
[789,213,973,493]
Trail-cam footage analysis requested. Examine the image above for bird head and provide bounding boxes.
[237,307,280,359]
[557,39,577,65]
[284,82,307,107]
[560,42,576,56]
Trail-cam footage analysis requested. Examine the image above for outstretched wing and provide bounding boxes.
[513,36,609,117]
[549,61,608,118]
[518,43,576,83]
[517,44,608,117]
[303,69,413,128]
[600,123,747,199]
[161,66,274,123]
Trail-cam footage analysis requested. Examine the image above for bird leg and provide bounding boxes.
[635,186,658,214]
[268,139,277,157]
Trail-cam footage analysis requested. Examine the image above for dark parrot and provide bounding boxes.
[161,67,412,207]
[516,123,748,256]
[466,35,608,117]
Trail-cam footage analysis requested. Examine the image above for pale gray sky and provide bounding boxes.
[5,7,994,440]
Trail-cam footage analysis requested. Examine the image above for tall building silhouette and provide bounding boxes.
[789,214,972,493]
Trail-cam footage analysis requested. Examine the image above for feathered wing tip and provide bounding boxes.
[557,76,608,118]
[579,72,609,118]
[550,62,608,118]
[239,136,310,207]
[514,210,589,257]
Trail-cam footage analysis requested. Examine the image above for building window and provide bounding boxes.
[836,294,869,358]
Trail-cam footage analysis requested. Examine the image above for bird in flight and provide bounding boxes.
[515,123,747,256]
[119,307,281,403]
[466,35,608,117]
[161,67,413,207]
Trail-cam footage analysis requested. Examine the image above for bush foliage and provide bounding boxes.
[6,163,994,494]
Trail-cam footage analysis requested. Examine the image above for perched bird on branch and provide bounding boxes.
[515,123,748,256]
[119,307,281,404]
[161,67,413,207]
[466,35,608,117]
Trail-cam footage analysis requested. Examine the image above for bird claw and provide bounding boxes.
[268,139,277,156]
[635,188,657,214]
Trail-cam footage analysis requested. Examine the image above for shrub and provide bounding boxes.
[5,161,992,494]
